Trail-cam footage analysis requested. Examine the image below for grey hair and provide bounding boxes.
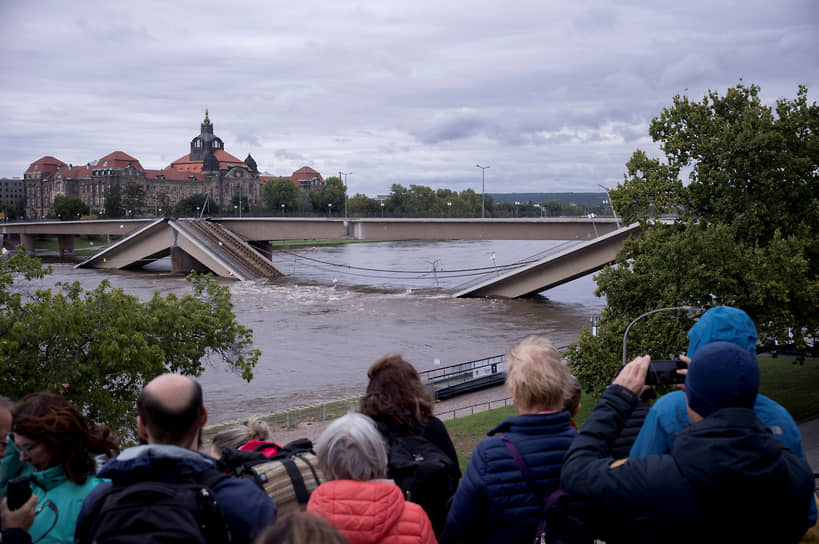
[211,416,270,453]
[316,412,388,481]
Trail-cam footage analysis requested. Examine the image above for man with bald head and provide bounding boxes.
[77,374,276,543]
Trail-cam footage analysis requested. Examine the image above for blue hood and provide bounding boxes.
[687,306,757,358]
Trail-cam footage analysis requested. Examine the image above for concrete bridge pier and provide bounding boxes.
[170,245,211,276]
[58,234,74,258]
[21,234,36,256]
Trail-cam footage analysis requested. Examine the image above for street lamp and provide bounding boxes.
[380,202,384,217]
[476,164,490,218]
[340,172,351,219]
[621,306,704,368]
[514,201,520,218]
[447,201,452,217]
[599,184,621,228]
[328,202,333,217]
[234,205,238,217]
[281,203,285,217]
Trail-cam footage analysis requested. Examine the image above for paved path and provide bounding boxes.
[798,416,819,475]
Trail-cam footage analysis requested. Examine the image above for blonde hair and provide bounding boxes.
[211,416,270,454]
[563,372,582,416]
[505,336,568,412]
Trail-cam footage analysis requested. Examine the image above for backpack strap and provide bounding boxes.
[501,435,543,500]
[280,457,310,506]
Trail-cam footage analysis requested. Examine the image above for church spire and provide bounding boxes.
[205,108,209,122]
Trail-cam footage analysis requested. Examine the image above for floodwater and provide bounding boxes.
[18,239,606,423]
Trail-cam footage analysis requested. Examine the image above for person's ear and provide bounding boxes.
[200,405,208,428]
[137,416,149,441]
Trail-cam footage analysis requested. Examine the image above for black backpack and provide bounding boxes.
[76,466,231,544]
[377,421,460,535]
[502,435,591,544]
[219,438,323,515]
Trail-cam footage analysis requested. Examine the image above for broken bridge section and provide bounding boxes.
[453,223,641,298]
[75,218,283,281]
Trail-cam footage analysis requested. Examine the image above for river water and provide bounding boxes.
[20,239,605,423]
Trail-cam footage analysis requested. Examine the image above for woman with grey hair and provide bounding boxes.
[306,413,436,544]
[208,416,278,459]
[442,336,587,543]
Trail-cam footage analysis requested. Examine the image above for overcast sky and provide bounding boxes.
[1,1,816,196]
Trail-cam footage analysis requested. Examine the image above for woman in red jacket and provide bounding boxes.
[306,413,437,544]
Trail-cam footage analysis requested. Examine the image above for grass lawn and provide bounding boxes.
[444,354,819,472]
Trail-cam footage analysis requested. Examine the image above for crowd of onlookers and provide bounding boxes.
[1,305,817,543]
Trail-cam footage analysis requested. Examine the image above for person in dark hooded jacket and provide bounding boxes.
[561,341,815,543]
[629,305,816,527]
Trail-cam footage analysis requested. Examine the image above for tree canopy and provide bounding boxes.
[566,83,819,395]
[53,195,90,219]
[262,178,300,213]
[0,252,260,435]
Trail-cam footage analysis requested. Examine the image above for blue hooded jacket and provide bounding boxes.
[629,305,816,524]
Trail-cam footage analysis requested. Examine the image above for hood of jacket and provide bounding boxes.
[673,407,814,513]
[307,480,411,543]
[98,444,219,483]
[687,306,757,358]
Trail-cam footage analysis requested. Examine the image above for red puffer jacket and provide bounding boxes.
[307,480,437,544]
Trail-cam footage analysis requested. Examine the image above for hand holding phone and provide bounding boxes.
[6,476,32,511]
[645,360,687,385]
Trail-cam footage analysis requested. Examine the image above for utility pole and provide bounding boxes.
[476,164,490,219]
[340,171,351,219]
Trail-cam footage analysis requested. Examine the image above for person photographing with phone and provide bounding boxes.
[560,341,815,543]
[1,492,38,544]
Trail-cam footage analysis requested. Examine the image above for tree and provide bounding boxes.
[53,195,89,220]
[310,176,346,214]
[122,183,147,216]
[0,252,260,435]
[262,178,300,213]
[566,84,819,395]
[174,193,210,217]
[347,193,382,217]
[104,184,123,218]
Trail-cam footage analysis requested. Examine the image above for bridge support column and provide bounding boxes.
[171,246,211,276]
[58,234,74,258]
[21,234,36,256]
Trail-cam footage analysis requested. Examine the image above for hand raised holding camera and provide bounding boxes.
[613,355,651,395]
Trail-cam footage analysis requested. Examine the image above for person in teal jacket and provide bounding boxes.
[629,305,817,526]
[9,393,118,544]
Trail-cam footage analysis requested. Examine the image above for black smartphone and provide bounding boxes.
[645,360,687,385]
[6,476,32,511]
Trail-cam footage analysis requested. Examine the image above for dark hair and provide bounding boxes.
[359,354,433,426]
[137,379,203,446]
[254,511,349,544]
[12,393,119,484]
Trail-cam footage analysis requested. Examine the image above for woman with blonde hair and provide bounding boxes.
[209,416,278,458]
[442,336,585,543]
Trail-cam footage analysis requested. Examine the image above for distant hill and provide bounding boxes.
[489,192,608,206]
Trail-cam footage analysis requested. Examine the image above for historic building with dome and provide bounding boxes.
[23,112,322,218]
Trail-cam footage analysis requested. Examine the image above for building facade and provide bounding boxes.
[22,112,323,219]
[0,178,26,220]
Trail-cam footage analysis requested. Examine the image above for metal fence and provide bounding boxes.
[434,396,514,421]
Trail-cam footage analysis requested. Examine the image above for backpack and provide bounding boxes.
[502,435,591,544]
[76,466,231,544]
[220,438,323,515]
[377,420,460,535]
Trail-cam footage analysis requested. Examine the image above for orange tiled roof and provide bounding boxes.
[26,156,67,176]
[170,150,245,172]
[59,165,93,179]
[292,166,322,181]
[95,151,144,170]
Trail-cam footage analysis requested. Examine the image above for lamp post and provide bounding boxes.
[281,203,285,216]
[447,201,452,217]
[234,205,238,217]
[340,171,351,219]
[476,164,490,218]
[380,202,384,217]
[328,202,333,217]
[621,306,704,368]
[514,201,520,218]
[599,184,621,228]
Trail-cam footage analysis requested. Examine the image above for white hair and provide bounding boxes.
[316,413,388,481]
